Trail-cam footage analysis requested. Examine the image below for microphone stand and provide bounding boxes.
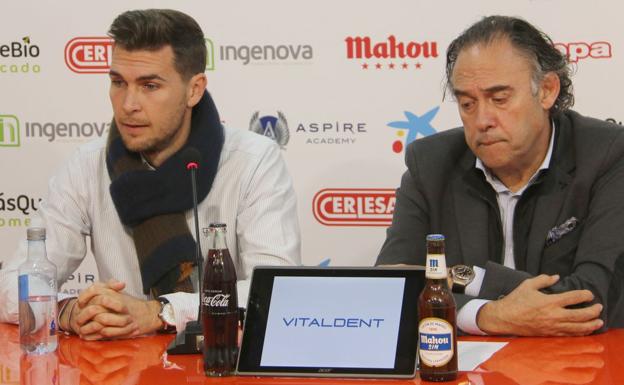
[167,160,205,354]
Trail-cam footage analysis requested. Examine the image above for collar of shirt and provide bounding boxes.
[475,120,556,196]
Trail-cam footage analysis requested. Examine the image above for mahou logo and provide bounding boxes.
[202,293,230,307]
[64,37,113,74]
[313,189,395,226]
[345,35,438,70]
[554,41,612,63]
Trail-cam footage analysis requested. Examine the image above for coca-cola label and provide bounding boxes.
[202,293,230,308]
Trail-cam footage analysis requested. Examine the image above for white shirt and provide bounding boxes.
[457,124,555,335]
[0,127,301,333]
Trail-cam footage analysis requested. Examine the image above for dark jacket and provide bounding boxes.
[377,110,624,329]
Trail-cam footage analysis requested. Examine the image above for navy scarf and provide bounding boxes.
[106,91,224,296]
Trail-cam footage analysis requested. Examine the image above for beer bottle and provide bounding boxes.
[202,223,238,377]
[418,234,457,381]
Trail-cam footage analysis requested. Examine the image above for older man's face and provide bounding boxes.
[451,38,557,180]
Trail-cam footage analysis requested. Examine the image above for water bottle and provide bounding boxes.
[18,227,58,354]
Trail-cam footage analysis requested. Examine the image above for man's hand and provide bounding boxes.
[477,274,604,336]
[71,279,163,340]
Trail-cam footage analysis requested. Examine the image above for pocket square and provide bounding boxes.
[546,217,579,247]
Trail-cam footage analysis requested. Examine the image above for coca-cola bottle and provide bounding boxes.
[202,222,238,376]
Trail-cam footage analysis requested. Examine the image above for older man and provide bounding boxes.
[377,15,623,336]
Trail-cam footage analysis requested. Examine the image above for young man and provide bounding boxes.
[0,9,301,340]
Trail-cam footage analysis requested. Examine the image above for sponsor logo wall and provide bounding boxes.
[1,1,622,291]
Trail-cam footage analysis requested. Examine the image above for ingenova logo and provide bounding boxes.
[0,115,19,147]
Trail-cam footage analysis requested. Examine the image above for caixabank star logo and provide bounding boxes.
[388,107,439,153]
[0,115,19,147]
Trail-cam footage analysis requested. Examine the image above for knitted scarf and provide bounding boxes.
[105,91,224,297]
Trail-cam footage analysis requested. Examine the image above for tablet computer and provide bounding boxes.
[237,266,424,378]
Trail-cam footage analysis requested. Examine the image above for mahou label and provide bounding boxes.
[418,317,454,367]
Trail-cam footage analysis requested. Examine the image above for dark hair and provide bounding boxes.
[445,15,573,115]
[108,9,206,79]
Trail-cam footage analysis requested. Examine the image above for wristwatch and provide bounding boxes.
[157,297,177,333]
[450,265,475,294]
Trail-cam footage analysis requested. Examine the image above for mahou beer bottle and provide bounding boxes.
[418,234,458,382]
[202,223,238,376]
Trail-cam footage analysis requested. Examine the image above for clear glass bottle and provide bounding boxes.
[18,227,58,354]
[202,223,238,377]
[20,351,59,385]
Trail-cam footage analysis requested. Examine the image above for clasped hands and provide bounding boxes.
[477,274,604,336]
[60,279,163,340]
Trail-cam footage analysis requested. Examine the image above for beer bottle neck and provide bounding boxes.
[425,253,448,279]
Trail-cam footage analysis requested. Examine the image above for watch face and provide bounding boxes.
[161,303,176,326]
[453,265,474,280]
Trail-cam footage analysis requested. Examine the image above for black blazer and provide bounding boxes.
[377,110,624,329]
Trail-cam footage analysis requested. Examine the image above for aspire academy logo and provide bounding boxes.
[345,35,438,70]
[388,107,439,153]
[313,189,395,226]
[249,111,289,148]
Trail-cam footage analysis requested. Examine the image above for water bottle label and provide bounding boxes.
[18,274,28,301]
[419,317,454,367]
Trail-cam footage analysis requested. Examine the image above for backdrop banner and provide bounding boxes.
[0,0,620,295]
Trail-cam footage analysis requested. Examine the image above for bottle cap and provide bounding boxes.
[27,227,46,241]
[426,234,445,242]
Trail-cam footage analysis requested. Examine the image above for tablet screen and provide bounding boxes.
[237,267,423,378]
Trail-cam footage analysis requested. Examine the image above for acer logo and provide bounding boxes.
[312,189,395,226]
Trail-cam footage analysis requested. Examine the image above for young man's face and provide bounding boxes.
[451,37,559,180]
[109,45,200,164]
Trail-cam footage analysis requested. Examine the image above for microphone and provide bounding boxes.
[168,147,205,355]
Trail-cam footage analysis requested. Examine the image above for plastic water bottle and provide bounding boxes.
[18,227,58,354]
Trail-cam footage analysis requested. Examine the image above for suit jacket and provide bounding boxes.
[377,110,624,329]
